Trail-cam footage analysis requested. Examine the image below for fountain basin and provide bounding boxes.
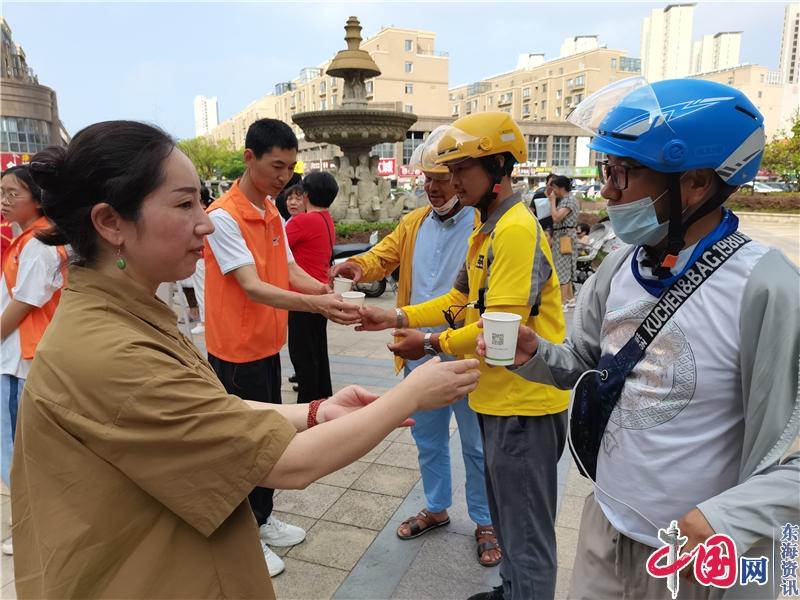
[293,109,417,154]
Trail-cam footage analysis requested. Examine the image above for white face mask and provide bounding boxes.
[431,195,459,216]
[606,189,670,247]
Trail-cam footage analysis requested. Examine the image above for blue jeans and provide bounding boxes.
[1,374,23,488]
[406,367,491,525]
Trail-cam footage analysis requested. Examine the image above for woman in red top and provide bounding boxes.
[285,172,337,403]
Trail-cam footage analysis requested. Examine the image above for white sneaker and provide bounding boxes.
[262,542,285,577]
[260,516,306,547]
[190,323,205,335]
[2,537,12,555]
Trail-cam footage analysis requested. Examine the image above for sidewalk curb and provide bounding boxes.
[736,211,800,223]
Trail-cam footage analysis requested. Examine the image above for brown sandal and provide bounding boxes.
[475,525,502,567]
[396,509,450,540]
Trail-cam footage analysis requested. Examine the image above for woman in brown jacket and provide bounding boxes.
[10,120,480,599]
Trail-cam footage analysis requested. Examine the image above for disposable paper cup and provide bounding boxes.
[333,277,353,294]
[482,312,522,366]
[341,291,366,307]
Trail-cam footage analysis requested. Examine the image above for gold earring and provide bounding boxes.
[115,246,126,270]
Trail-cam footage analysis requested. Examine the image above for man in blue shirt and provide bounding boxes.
[331,128,498,567]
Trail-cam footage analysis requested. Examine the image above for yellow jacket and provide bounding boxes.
[349,205,480,373]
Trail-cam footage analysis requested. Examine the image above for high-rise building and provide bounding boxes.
[641,4,696,81]
[692,31,742,74]
[779,3,800,85]
[193,95,219,137]
[778,4,800,134]
[0,17,69,167]
[560,35,599,58]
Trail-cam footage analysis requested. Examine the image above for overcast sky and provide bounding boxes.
[4,1,790,140]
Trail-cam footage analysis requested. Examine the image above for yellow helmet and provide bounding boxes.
[294,160,305,175]
[436,112,527,166]
[409,125,450,175]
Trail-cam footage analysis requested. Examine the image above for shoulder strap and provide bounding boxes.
[617,230,751,369]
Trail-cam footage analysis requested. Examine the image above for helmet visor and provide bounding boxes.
[411,126,450,173]
[567,76,675,139]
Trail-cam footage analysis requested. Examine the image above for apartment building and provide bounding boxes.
[0,17,69,166]
[690,64,787,139]
[208,25,448,153]
[641,4,696,81]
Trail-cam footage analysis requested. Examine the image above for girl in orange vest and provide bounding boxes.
[0,165,66,556]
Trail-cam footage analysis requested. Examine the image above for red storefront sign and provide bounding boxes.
[1,153,31,169]
[377,158,396,177]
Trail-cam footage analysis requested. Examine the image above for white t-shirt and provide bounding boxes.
[595,239,770,548]
[1,238,64,378]
[207,207,294,275]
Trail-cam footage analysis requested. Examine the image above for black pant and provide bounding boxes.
[208,352,282,526]
[478,411,567,600]
[287,311,333,403]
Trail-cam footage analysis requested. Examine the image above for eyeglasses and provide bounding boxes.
[0,190,25,202]
[597,160,647,191]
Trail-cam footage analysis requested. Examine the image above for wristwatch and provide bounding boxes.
[423,332,438,357]
[395,307,405,329]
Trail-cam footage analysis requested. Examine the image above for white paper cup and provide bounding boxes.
[333,277,353,294]
[482,312,522,366]
[341,291,366,307]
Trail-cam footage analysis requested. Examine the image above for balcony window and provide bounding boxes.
[527,135,547,165]
[552,136,571,167]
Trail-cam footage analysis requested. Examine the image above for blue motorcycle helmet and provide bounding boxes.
[568,77,765,273]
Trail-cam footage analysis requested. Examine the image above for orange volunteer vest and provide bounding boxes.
[204,180,290,363]
[2,216,67,360]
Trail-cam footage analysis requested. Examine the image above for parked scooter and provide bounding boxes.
[331,231,397,298]
[575,220,621,288]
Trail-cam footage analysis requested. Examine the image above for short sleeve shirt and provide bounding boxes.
[11,266,296,599]
[0,237,63,378]
[285,211,335,283]
[208,207,295,274]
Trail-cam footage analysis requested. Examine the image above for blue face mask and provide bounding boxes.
[606,189,669,247]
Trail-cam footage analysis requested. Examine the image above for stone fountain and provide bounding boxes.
[292,16,418,222]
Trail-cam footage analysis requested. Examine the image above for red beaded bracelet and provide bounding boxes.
[307,399,325,429]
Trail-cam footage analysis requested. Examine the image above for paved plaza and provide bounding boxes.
[0,214,796,599]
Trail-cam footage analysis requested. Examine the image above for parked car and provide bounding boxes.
[767,181,793,192]
[741,181,782,193]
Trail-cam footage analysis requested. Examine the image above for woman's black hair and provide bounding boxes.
[577,222,590,235]
[274,174,303,221]
[1,165,43,208]
[551,175,572,192]
[29,120,175,266]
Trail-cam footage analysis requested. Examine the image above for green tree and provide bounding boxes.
[762,111,800,187]
[176,137,245,180]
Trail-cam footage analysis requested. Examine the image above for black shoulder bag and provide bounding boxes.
[570,231,751,479]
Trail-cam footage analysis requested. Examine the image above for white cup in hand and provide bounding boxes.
[333,277,353,294]
[482,312,522,366]
[342,291,366,307]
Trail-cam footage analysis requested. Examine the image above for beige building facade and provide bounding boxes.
[1,17,69,165]
[208,26,448,153]
[641,4,696,81]
[690,64,786,139]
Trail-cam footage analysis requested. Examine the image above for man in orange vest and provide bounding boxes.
[203,118,361,578]
[1,165,66,556]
